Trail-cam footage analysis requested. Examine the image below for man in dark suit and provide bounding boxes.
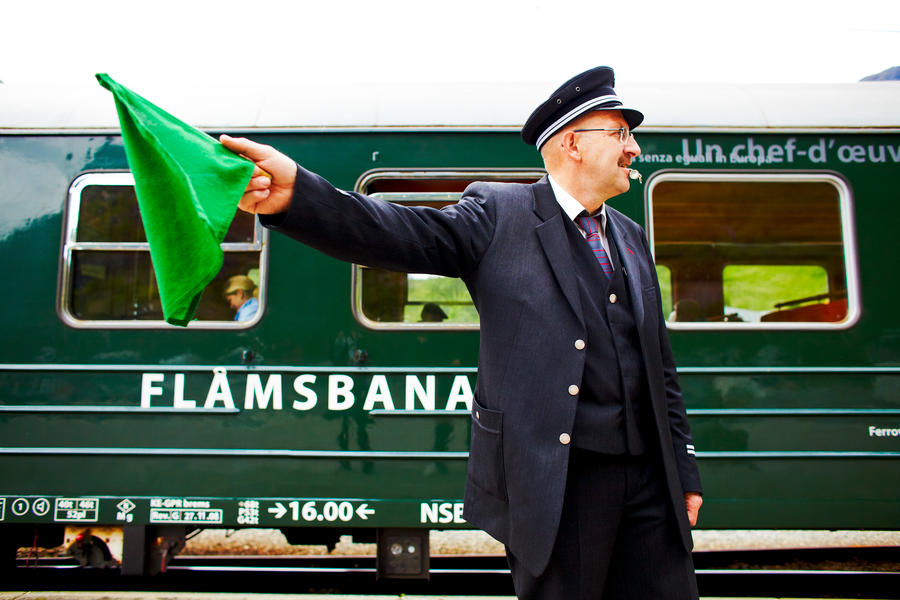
[221,65,702,599]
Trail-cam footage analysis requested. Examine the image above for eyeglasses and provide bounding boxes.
[572,127,632,144]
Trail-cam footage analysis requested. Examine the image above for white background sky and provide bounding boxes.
[2,0,897,89]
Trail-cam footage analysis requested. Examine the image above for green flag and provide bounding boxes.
[96,73,255,326]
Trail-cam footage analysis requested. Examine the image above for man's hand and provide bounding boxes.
[220,134,297,215]
[685,492,702,527]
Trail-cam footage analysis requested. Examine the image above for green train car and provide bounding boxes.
[1,80,898,574]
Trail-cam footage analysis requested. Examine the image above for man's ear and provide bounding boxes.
[560,130,582,162]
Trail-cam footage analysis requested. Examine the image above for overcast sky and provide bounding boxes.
[2,0,897,88]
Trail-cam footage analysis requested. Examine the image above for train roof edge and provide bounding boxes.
[1,81,899,131]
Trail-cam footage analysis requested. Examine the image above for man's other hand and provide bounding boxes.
[220,134,296,215]
[684,492,702,527]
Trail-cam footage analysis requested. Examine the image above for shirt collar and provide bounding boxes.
[547,174,607,231]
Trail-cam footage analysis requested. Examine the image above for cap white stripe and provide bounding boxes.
[535,94,621,149]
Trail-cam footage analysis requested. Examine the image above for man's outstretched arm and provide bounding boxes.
[220,134,496,279]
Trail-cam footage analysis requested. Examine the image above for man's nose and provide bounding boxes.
[625,135,641,157]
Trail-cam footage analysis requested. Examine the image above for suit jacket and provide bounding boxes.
[263,165,702,576]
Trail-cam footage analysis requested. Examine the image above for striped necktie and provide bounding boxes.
[577,214,613,277]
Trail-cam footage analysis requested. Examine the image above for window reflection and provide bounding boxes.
[76,185,146,243]
[353,171,544,329]
[63,175,265,326]
[651,176,851,326]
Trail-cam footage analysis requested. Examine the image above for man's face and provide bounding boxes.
[226,290,247,311]
[570,110,641,200]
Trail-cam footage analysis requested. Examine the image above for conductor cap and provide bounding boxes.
[521,66,644,150]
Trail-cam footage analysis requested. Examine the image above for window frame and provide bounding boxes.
[646,170,861,331]
[58,171,269,329]
[351,169,546,331]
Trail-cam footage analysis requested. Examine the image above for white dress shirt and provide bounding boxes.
[547,174,614,267]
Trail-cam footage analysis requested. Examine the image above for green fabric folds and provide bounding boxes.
[96,73,255,326]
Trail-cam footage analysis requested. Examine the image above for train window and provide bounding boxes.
[59,172,268,328]
[352,170,545,330]
[648,172,860,330]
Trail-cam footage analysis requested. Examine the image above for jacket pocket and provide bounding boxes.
[642,284,660,328]
[467,396,507,501]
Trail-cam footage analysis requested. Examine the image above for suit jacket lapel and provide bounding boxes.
[606,209,646,327]
[532,178,585,328]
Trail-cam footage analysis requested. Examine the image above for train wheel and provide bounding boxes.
[121,525,186,576]
[67,532,115,568]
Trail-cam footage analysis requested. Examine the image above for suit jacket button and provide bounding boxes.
[559,433,571,445]
[609,293,618,304]
[568,384,579,396]
[574,339,586,350]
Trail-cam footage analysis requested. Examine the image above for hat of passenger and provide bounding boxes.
[224,275,256,296]
[521,66,644,150]
[420,302,449,322]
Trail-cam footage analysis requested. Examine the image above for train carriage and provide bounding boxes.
[0,79,898,575]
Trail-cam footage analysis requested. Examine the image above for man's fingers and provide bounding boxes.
[684,493,702,527]
[238,188,271,214]
[247,175,271,191]
[220,134,296,215]
[220,134,271,163]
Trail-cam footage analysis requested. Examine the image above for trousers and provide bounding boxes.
[507,448,698,600]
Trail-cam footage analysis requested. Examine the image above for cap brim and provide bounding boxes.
[592,106,644,130]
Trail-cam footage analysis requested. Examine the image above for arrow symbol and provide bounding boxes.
[355,503,374,520]
[268,502,287,519]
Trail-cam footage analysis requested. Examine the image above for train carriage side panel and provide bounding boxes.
[0,82,898,565]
